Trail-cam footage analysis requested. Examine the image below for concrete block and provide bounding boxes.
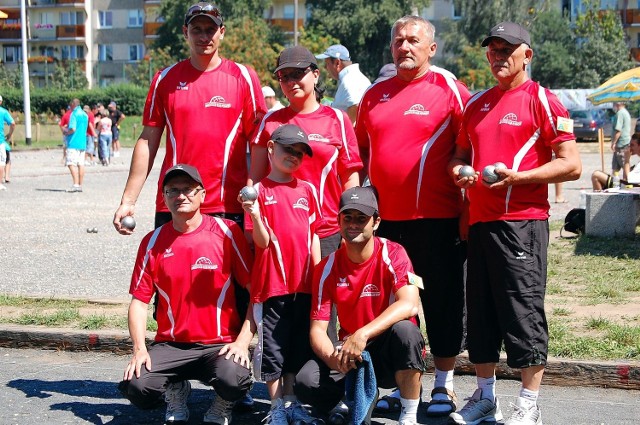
[585,192,640,237]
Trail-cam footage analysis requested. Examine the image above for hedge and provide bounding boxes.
[0,84,148,117]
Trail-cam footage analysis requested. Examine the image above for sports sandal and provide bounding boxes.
[425,387,457,417]
[374,394,402,413]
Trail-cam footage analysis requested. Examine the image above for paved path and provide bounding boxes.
[0,144,609,301]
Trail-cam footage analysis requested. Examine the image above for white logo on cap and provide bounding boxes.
[497,25,505,32]
[205,96,231,109]
[297,131,305,138]
[404,104,430,116]
[350,194,360,200]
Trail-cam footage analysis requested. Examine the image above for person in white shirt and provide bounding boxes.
[592,133,640,190]
[262,86,285,112]
[316,44,371,123]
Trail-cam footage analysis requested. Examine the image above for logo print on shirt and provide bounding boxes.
[205,96,232,109]
[293,197,310,211]
[337,277,349,288]
[191,256,219,270]
[176,82,189,91]
[360,283,380,298]
[308,133,330,143]
[499,113,522,126]
[163,248,174,258]
[264,195,277,206]
[404,104,430,116]
[515,251,527,260]
[380,93,391,102]
[480,103,491,112]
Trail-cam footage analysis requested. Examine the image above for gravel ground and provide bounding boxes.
[0,145,608,301]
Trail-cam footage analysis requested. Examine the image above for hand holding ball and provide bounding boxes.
[482,162,509,184]
[459,165,476,178]
[240,186,258,202]
[121,216,136,231]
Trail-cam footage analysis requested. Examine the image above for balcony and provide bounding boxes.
[56,0,85,4]
[621,9,640,26]
[267,18,304,32]
[0,24,21,40]
[144,22,162,37]
[56,24,84,38]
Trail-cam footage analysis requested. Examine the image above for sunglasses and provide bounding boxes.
[276,67,312,83]
[164,187,204,198]
[278,144,305,159]
[185,3,222,24]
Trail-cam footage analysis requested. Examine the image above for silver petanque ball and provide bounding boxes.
[240,185,258,201]
[482,164,499,183]
[459,165,476,178]
[121,216,136,231]
[493,161,507,171]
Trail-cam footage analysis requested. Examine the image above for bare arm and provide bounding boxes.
[310,319,355,374]
[346,105,358,124]
[491,139,582,189]
[123,297,151,380]
[6,122,15,142]
[248,145,269,186]
[341,171,360,190]
[113,126,163,234]
[339,284,419,367]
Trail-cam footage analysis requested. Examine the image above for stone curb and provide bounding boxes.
[1,324,638,391]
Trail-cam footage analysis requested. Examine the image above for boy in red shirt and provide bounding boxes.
[241,124,322,424]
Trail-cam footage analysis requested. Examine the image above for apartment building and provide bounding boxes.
[0,0,305,88]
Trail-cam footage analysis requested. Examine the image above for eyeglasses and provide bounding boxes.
[164,187,204,198]
[276,67,312,83]
[185,3,222,24]
[278,144,305,159]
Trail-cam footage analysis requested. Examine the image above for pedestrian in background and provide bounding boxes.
[0,94,15,190]
[63,98,88,193]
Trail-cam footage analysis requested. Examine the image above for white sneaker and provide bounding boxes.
[164,380,191,423]
[203,395,234,424]
[114,151,120,157]
[0,184,6,191]
[448,388,503,425]
[264,399,289,425]
[399,420,418,425]
[505,397,542,425]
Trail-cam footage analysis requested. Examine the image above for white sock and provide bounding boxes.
[427,368,455,413]
[398,397,419,423]
[477,375,496,401]
[271,398,284,409]
[518,387,538,409]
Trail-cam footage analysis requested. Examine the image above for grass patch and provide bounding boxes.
[0,295,86,309]
[585,316,610,330]
[14,309,80,327]
[552,307,573,316]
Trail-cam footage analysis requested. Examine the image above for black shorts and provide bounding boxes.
[294,320,426,413]
[466,220,549,368]
[377,218,466,357]
[254,293,313,382]
[112,126,120,141]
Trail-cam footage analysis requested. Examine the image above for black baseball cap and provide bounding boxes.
[184,2,223,27]
[339,186,378,216]
[163,164,204,187]
[481,22,531,47]
[271,124,313,157]
[274,46,317,73]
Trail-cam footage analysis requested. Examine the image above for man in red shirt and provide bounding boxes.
[295,186,425,425]
[113,2,266,232]
[355,15,470,416]
[119,164,255,424]
[448,22,581,425]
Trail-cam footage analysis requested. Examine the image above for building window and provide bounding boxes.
[98,11,113,28]
[61,45,84,60]
[452,2,462,19]
[39,46,55,57]
[129,44,144,61]
[98,44,113,61]
[283,4,294,19]
[4,46,22,63]
[128,9,144,27]
[60,11,84,25]
[38,12,53,25]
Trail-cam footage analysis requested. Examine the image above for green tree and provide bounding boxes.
[0,64,24,90]
[573,0,635,87]
[305,0,430,79]
[126,46,176,87]
[50,60,88,90]
[530,10,576,88]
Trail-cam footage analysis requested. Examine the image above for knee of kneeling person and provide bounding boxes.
[211,365,252,402]
[119,379,163,410]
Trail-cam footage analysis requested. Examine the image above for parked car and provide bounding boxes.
[569,109,609,142]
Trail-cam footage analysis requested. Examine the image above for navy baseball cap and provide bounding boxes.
[315,44,351,61]
[163,164,204,187]
[481,22,531,47]
[271,124,313,157]
[339,187,378,216]
[184,2,223,27]
[275,46,317,73]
